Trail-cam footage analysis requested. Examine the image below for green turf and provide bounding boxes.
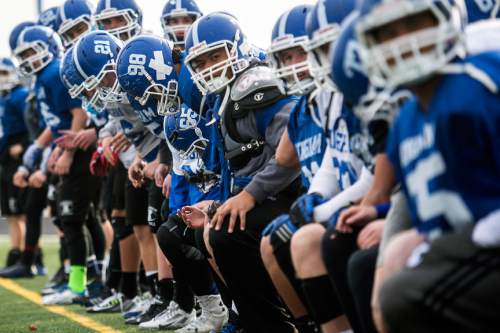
[0,237,174,333]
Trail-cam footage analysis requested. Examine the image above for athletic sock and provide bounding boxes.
[121,272,138,299]
[158,278,174,303]
[174,279,194,313]
[107,270,122,291]
[145,271,158,296]
[68,265,87,294]
[301,275,343,325]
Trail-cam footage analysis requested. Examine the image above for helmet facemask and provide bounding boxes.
[161,11,199,48]
[82,62,124,111]
[14,41,53,76]
[0,66,19,92]
[308,24,341,91]
[269,35,315,95]
[357,0,465,88]
[59,17,93,48]
[95,8,141,41]
[135,70,181,116]
[186,31,249,95]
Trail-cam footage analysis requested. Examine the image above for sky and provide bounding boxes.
[0,0,316,56]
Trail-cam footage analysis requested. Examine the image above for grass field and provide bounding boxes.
[0,237,173,333]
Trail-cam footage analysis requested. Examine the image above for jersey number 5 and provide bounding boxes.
[406,152,472,229]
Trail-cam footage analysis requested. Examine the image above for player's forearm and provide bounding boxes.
[70,107,89,132]
[35,128,53,147]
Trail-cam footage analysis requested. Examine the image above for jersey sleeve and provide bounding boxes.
[47,78,82,112]
[385,114,403,183]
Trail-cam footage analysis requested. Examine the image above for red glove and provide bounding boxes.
[90,146,114,176]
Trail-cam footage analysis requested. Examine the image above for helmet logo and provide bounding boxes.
[343,40,365,78]
[254,92,264,101]
[149,50,173,80]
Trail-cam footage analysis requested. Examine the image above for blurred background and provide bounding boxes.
[0,0,316,56]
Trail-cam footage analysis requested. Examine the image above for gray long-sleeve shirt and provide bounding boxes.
[222,97,300,203]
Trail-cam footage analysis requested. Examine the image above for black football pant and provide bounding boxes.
[209,190,297,333]
[379,225,500,333]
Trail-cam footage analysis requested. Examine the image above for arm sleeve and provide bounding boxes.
[158,140,172,167]
[307,144,340,198]
[98,116,119,139]
[376,191,413,267]
[313,166,374,222]
[245,101,300,203]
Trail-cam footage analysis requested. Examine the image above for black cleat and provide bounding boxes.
[0,263,34,278]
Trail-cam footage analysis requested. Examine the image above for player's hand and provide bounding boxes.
[101,137,117,166]
[8,144,24,159]
[28,170,47,188]
[54,151,74,175]
[110,132,130,153]
[154,163,169,188]
[143,161,158,180]
[162,174,171,197]
[47,147,62,174]
[55,130,77,150]
[13,169,29,188]
[128,158,145,188]
[211,190,256,233]
[73,128,97,150]
[357,220,385,249]
[336,205,378,234]
[289,193,325,226]
[180,205,208,229]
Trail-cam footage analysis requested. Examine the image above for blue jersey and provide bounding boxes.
[287,95,327,189]
[386,52,500,238]
[327,104,365,191]
[466,0,500,22]
[35,60,81,138]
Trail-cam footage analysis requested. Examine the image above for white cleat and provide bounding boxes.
[139,301,195,330]
[42,288,81,305]
[175,295,228,333]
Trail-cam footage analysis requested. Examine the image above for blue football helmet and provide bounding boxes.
[466,0,500,23]
[268,5,314,96]
[164,105,209,160]
[94,0,142,41]
[307,0,355,90]
[73,30,124,111]
[0,57,19,92]
[38,7,62,32]
[9,21,35,52]
[356,0,467,88]
[14,25,63,76]
[117,35,180,116]
[161,0,202,47]
[184,12,252,95]
[60,46,86,99]
[331,13,411,123]
[58,0,94,47]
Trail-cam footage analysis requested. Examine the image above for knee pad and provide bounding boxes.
[111,217,133,240]
[157,216,204,265]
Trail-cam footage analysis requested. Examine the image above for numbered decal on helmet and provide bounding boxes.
[128,53,147,75]
[94,40,112,55]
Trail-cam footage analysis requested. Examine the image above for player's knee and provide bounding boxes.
[290,224,325,269]
[112,217,133,241]
[208,226,233,254]
[260,236,274,267]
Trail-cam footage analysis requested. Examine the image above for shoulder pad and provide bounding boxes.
[231,65,284,106]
